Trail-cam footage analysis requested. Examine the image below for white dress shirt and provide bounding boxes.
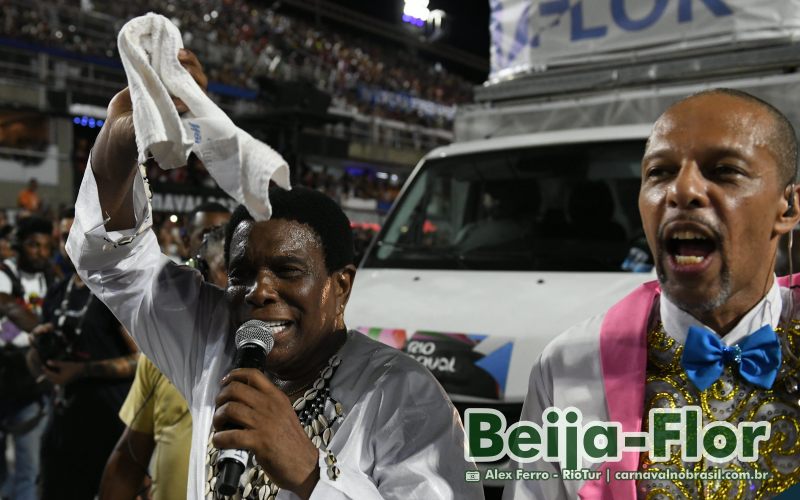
[67,164,483,500]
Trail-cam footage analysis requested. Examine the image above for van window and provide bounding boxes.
[363,140,650,271]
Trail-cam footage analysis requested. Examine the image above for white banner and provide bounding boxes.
[489,0,800,82]
[0,145,59,185]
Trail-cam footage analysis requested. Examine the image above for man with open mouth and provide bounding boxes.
[505,88,800,499]
[67,48,483,500]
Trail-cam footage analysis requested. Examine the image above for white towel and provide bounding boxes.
[117,13,290,220]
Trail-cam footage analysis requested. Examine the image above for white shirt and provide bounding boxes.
[67,164,482,500]
[0,258,48,346]
[503,280,784,500]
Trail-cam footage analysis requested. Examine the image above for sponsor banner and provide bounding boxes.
[490,0,800,81]
[149,190,236,214]
[357,326,513,400]
[356,85,456,120]
[145,179,235,214]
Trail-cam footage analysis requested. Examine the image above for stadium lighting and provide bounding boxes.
[402,0,430,26]
[72,115,105,128]
[402,0,447,41]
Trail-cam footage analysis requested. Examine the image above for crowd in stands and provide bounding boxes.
[137,162,397,262]
[4,163,398,294]
[297,164,403,208]
[1,0,475,128]
[12,166,396,280]
[137,154,402,204]
[296,165,402,259]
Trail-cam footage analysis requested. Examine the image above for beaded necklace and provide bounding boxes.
[206,353,344,500]
[54,277,92,338]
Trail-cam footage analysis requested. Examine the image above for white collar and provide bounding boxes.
[660,277,782,346]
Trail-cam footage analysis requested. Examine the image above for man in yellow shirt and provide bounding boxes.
[103,355,191,499]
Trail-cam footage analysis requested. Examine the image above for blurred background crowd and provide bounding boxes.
[0,0,492,497]
[0,0,487,263]
[1,0,473,127]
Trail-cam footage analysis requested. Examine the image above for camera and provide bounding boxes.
[31,328,73,363]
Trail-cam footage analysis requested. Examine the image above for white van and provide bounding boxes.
[346,67,800,416]
[347,4,800,492]
[345,124,654,443]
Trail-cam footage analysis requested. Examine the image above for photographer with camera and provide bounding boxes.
[27,208,139,500]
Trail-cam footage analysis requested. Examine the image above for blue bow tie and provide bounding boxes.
[680,324,782,391]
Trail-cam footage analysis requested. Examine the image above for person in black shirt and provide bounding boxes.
[27,209,139,499]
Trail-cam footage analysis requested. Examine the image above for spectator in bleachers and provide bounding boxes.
[2,0,473,128]
[16,178,40,214]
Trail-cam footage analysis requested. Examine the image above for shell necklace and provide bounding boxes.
[206,354,343,500]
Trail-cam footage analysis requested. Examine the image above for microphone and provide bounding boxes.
[215,320,275,496]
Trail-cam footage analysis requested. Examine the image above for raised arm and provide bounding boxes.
[91,49,207,231]
[67,49,222,404]
[90,88,138,231]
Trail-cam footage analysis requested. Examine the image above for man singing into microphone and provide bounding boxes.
[67,50,481,500]
[504,89,800,499]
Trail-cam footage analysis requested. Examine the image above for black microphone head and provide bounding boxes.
[235,320,275,354]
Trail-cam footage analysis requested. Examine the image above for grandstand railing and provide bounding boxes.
[0,43,452,153]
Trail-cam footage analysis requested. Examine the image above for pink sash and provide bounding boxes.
[579,274,800,499]
[577,281,660,500]
[777,273,800,288]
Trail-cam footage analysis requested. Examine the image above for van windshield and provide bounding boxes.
[363,139,651,271]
